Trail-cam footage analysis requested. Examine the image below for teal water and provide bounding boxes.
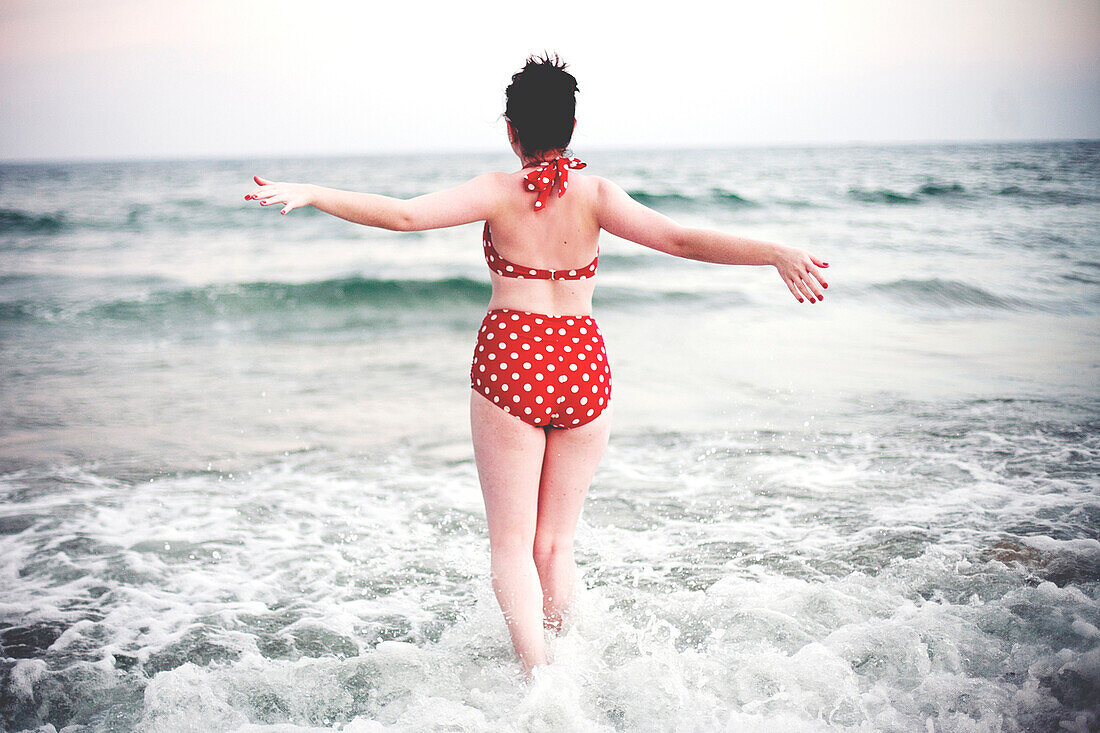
[1,142,1098,731]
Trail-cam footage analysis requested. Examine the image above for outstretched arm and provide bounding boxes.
[594,176,829,303]
[245,173,507,231]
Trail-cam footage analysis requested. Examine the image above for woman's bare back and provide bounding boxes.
[484,167,602,316]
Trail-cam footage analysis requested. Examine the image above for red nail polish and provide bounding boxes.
[823,283,828,288]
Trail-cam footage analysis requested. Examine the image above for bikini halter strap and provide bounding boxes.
[523,156,587,212]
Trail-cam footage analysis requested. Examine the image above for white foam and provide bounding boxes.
[2,406,1098,730]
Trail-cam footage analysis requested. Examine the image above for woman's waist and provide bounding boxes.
[485,290,594,320]
[484,307,597,321]
[475,307,604,350]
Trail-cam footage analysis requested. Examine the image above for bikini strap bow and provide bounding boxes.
[523,156,587,212]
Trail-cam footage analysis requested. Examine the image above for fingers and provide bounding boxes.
[777,249,831,304]
[247,185,282,202]
[254,195,302,214]
[253,184,287,206]
[807,263,828,290]
[279,199,306,215]
[794,276,817,304]
[245,176,277,201]
[801,271,824,300]
[783,276,804,303]
[245,183,303,215]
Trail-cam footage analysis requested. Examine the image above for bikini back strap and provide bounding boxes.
[482,222,597,281]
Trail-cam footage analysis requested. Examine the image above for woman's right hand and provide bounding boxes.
[245,175,315,215]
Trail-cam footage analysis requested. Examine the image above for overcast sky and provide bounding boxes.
[1,0,1098,161]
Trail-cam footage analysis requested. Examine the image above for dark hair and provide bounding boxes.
[504,53,579,159]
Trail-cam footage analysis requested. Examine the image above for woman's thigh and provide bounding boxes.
[535,402,613,545]
[470,389,547,545]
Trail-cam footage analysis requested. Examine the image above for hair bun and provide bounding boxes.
[505,53,580,158]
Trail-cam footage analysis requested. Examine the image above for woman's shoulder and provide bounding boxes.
[478,164,609,213]
[471,170,515,189]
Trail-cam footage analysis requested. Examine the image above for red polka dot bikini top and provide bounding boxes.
[482,156,598,281]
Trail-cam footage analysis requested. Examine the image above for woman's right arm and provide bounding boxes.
[245,173,507,231]
[594,176,829,303]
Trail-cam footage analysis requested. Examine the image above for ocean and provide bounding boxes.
[1,141,1098,731]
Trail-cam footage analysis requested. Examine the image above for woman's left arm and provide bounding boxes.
[594,176,830,304]
[245,173,507,231]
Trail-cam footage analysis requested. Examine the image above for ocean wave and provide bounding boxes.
[0,301,37,322]
[0,202,352,240]
[847,187,921,205]
[915,182,968,198]
[627,191,693,206]
[867,278,1029,309]
[1062,271,1100,286]
[993,160,1045,172]
[0,274,751,328]
[0,273,1045,329]
[91,275,493,320]
[709,189,759,207]
[994,186,1100,206]
[846,180,1100,207]
[0,276,491,325]
[0,209,67,234]
[774,198,817,208]
[626,189,760,209]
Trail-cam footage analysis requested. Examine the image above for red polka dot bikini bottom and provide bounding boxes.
[470,309,612,429]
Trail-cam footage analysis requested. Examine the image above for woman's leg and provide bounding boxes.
[533,404,613,632]
[470,390,549,678]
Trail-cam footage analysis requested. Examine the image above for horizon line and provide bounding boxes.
[1,136,1097,166]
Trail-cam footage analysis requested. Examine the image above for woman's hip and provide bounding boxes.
[470,308,611,429]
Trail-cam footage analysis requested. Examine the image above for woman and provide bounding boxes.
[245,53,828,681]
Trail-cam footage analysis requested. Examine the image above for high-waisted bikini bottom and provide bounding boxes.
[470,308,612,429]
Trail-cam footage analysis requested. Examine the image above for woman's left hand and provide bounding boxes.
[244,175,314,215]
[773,246,829,303]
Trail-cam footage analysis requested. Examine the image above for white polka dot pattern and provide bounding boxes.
[522,156,587,212]
[482,221,598,281]
[471,309,611,429]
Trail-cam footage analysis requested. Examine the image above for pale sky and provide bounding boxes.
[1,0,1098,161]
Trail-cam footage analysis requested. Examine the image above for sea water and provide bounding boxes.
[1,141,1097,731]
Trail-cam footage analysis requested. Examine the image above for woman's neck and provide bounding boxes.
[521,151,565,168]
